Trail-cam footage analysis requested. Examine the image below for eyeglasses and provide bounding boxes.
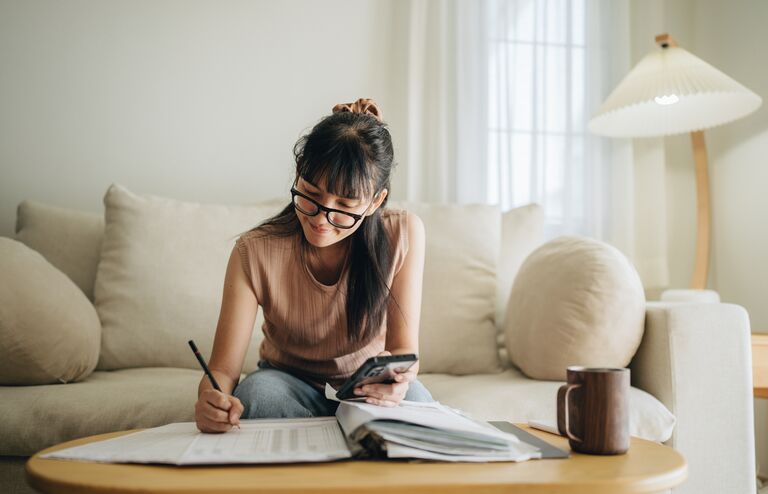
[290,186,368,229]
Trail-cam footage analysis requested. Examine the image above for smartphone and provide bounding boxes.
[335,354,418,401]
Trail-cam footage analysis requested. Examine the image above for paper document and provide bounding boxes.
[184,417,351,464]
[328,386,541,462]
[40,422,198,464]
[42,387,543,465]
[42,418,352,465]
[336,398,523,444]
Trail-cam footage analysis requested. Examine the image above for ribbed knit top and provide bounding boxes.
[235,209,409,389]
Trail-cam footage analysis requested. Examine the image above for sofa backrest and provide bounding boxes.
[14,185,544,375]
[15,200,105,301]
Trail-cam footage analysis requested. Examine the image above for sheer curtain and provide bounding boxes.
[486,0,632,243]
[399,0,667,287]
[396,0,488,204]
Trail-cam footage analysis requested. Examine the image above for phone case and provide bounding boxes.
[335,354,418,400]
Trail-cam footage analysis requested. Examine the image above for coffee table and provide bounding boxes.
[26,425,687,494]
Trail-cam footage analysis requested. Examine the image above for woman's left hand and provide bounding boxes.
[353,351,416,407]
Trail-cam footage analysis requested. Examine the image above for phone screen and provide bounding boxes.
[356,360,416,387]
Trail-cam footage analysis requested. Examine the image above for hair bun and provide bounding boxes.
[331,98,383,122]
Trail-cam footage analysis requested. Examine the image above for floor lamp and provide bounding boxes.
[588,33,762,290]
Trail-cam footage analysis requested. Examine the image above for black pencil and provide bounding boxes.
[188,339,240,429]
[188,339,222,391]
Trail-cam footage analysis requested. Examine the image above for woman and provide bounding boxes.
[194,98,432,433]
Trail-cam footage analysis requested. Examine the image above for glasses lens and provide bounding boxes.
[328,211,357,228]
[293,195,318,215]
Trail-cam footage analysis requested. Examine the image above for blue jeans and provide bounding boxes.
[233,361,434,419]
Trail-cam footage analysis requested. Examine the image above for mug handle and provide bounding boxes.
[563,383,583,443]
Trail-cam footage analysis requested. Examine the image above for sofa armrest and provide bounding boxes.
[630,301,756,494]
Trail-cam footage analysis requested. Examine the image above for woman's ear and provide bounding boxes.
[366,188,388,216]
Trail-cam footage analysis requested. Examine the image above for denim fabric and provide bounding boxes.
[233,360,434,419]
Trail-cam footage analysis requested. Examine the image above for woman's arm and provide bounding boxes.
[198,245,259,396]
[385,211,426,369]
[357,211,426,406]
[195,245,257,432]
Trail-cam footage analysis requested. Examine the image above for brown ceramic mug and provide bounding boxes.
[557,366,630,455]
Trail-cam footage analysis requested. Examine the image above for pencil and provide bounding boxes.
[189,339,240,429]
[188,339,222,391]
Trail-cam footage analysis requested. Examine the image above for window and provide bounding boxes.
[487,0,589,236]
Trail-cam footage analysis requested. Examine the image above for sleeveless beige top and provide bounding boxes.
[235,209,409,389]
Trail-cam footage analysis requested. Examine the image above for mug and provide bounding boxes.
[557,366,630,455]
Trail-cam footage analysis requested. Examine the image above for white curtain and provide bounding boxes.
[398,0,669,289]
[485,0,633,240]
[397,0,488,204]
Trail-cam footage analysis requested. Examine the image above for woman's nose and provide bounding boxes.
[310,215,329,227]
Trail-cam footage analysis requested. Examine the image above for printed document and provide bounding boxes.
[42,418,351,465]
[42,389,542,465]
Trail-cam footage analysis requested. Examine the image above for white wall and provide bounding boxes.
[631,0,768,479]
[0,0,405,237]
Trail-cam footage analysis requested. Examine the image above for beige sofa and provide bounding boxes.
[0,184,756,494]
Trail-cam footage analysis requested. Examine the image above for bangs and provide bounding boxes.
[296,131,375,200]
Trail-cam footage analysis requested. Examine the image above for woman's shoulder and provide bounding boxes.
[380,208,424,259]
[236,228,263,247]
[380,207,407,231]
[380,207,419,222]
[381,208,423,232]
[236,227,297,255]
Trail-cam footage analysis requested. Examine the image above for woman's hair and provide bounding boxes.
[246,105,397,343]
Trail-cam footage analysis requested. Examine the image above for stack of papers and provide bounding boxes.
[336,399,540,462]
[41,389,542,465]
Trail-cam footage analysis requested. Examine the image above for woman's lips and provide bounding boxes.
[310,223,332,235]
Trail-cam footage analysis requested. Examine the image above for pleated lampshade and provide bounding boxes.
[589,45,762,138]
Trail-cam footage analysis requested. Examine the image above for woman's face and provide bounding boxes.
[294,176,387,249]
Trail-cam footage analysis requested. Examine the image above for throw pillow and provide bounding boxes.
[496,204,545,331]
[15,200,104,301]
[505,236,646,381]
[94,184,284,371]
[0,238,100,384]
[388,201,501,374]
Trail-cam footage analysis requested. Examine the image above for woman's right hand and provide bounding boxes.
[195,389,244,433]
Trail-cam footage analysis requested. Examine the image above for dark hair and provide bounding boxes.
[247,110,397,343]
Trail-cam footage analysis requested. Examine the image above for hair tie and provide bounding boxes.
[331,98,383,122]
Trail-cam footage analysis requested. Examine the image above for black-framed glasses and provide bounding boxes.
[290,186,368,229]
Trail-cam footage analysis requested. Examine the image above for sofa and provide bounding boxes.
[0,183,756,494]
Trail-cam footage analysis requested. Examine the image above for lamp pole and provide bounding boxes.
[656,34,711,290]
[690,130,711,290]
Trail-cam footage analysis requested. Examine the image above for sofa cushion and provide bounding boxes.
[94,184,283,372]
[0,368,206,456]
[419,368,676,443]
[15,200,104,301]
[0,238,100,385]
[388,201,501,374]
[496,204,545,332]
[505,236,646,381]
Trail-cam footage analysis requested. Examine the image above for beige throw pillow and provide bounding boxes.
[505,236,646,381]
[15,200,104,301]
[388,201,501,374]
[496,204,545,331]
[94,184,283,371]
[0,238,100,384]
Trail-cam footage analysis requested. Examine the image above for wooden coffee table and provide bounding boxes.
[26,425,687,494]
